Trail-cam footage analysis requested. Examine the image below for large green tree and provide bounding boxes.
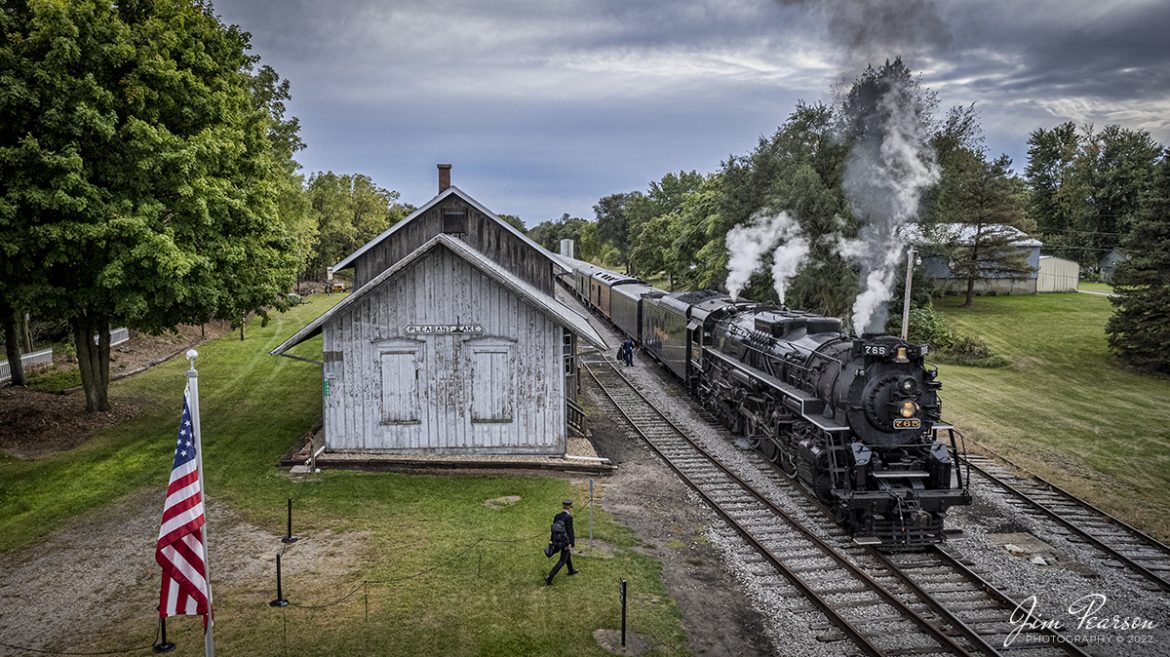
[1,0,305,410]
[1026,123,1162,269]
[303,172,408,280]
[1107,150,1170,373]
[940,153,1035,306]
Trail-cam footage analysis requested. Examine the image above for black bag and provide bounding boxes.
[550,519,568,549]
[543,543,556,558]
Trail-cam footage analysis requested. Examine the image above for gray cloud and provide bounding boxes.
[211,0,1170,221]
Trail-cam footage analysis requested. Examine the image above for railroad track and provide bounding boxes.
[583,356,1092,657]
[962,454,1170,593]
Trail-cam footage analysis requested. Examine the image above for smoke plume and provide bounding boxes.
[725,211,808,303]
[840,80,940,333]
[776,0,950,72]
[775,0,948,335]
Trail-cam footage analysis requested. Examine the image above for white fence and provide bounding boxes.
[0,348,54,384]
[1,328,128,384]
[95,327,130,347]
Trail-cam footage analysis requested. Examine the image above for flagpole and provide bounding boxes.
[186,349,215,657]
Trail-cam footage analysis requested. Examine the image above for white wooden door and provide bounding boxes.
[376,339,425,449]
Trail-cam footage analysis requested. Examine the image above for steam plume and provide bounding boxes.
[725,211,808,302]
[840,80,939,333]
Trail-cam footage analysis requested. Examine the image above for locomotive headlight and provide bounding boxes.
[899,400,919,418]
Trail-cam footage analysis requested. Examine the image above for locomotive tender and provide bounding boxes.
[562,256,971,548]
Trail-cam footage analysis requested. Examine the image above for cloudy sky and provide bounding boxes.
[212,0,1170,225]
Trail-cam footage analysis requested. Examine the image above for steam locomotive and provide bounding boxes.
[560,256,971,548]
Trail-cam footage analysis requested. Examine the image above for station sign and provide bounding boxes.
[404,323,485,335]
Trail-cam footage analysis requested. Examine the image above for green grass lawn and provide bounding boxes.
[1078,281,1114,294]
[934,293,1170,540]
[0,295,691,656]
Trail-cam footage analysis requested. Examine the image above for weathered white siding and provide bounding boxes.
[321,245,565,455]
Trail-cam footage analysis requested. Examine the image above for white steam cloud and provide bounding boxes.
[837,81,939,334]
[725,211,809,303]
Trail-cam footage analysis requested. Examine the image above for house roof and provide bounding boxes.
[271,234,607,356]
[333,185,562,272]
[901,223,1043,247]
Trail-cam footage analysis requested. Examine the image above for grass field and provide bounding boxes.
[0,295,691,657]
[934,293,1170,541]
[1077,282,1114,294]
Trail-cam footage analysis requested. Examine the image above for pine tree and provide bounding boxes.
[1107,151,1170,373]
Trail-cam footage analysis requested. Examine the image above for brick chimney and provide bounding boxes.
[437,163,452,192]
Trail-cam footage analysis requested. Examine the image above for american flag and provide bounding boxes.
[156,390,211,624]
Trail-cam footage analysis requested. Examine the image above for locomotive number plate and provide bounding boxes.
[893,418,921,429]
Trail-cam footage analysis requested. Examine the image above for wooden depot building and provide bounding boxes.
[271,165,606,456]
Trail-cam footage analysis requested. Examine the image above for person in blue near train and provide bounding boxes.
[621,338,635,366]
[545,499,578,584]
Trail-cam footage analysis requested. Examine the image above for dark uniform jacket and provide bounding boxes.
[554,510,575,546]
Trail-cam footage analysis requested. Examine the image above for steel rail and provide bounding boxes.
[747,445,1094,657]
[583,357,980,657]
[962,456,1170,592]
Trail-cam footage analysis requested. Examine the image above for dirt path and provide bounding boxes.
[584,403,775,657]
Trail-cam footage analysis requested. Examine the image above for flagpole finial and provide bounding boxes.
[186,349,199,371]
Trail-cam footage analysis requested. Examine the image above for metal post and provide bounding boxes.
[282,498,297,544]
[588,478,594,550]
[185,350,215,657]
[901,246,916,341]
[620,578,628,647]
[153,615,176,653]
[270,553,289,607]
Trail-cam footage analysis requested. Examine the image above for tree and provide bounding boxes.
[1026,123,1161,270]
[1107,150,1170,373]
[527,214,591,255]
[593,192,641,270]
[496,213,527,233]
[303,172,408,280]
[0,0,306,410]
[943,153,1035,306]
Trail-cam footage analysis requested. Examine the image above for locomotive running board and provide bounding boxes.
[704,349,851,432]
[853,536,882,546]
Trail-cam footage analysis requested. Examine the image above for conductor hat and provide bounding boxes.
[562,499,573,507]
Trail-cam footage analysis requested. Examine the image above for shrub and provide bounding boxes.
[903,304,1008,368]
[905,306,956,351]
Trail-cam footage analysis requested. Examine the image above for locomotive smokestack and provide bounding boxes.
[438,163,452,192]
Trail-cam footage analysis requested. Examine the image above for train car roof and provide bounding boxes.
[591,270,639,285]
[610,282,666,301]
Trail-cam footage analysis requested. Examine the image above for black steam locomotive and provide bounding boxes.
[560,257,971,548]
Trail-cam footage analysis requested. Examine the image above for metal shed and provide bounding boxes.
[1037,256,1080,293]
[271,235,605,455]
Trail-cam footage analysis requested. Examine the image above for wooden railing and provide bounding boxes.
[566,398,588,436]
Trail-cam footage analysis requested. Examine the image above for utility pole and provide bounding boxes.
[901,246,916,341]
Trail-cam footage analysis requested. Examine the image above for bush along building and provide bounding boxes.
[271,165,606,455]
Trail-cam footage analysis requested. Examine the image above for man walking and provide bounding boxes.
[545,499,578,584]
[621,338,635,367]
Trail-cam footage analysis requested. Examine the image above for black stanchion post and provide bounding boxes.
[620,578,628,647]
[270,552,289,607]
[282,497,298,544]
[153,614,176,653]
